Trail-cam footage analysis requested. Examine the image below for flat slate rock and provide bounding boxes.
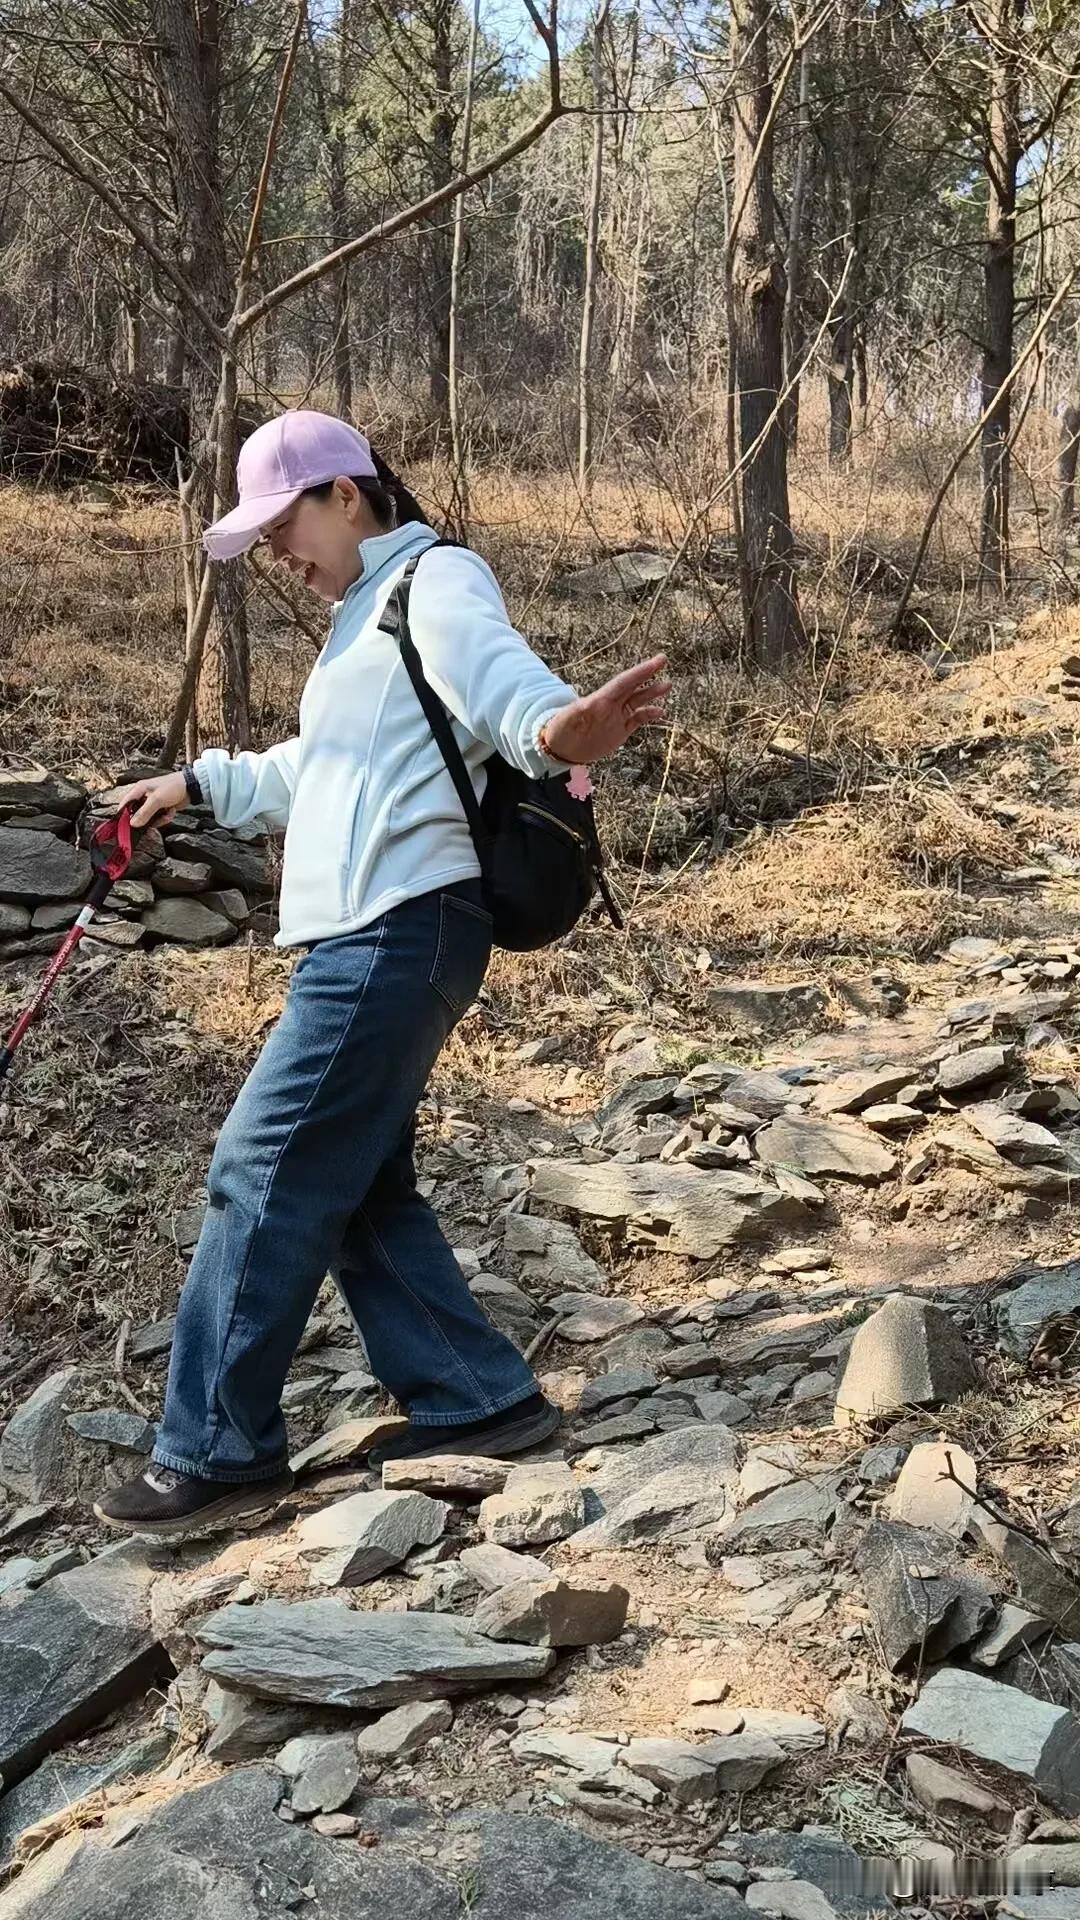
[729,1828,897,1916]
[141,898,234,946]
[0,1543,166,1788]
[0,1766,460,1920]
[901,1668,1080,1814]
[65,1409,155,1454]
[754,1113,896,1184]
[197,1597,555,1707]
[530,1160,808,1257]
[465,1810,750,1918]
[707,980,826,1035]
[166,829,270,894]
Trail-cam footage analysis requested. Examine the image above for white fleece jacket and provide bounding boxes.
[193,522,578,948]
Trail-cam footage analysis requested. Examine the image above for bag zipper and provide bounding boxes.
[518,801,586,847]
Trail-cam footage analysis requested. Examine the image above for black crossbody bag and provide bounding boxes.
[377,544,623,952]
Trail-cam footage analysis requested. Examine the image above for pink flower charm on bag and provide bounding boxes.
[567,765,594,802]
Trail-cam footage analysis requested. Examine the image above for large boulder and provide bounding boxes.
[0,1766,459,1920]
[0,1368,83,1500]
[0,1543,166,1788]
[834,1295,978,1427]
[855,1520,994,1671]
[0,828,91,903]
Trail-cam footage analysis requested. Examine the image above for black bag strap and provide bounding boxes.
[377,548,491,853]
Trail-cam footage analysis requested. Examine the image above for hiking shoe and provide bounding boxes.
[94,1463,295,1539]
[368,1393,561,1468]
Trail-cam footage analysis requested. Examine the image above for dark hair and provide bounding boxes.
[303,448,429,530]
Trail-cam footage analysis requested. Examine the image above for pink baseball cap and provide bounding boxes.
[203,410,379,560]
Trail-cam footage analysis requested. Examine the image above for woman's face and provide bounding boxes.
[263,477,383,601]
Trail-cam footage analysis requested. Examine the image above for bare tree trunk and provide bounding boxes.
[309,0,355,420]
[827,308,854,463]
[578,2,609,492]
[729,0,804,666]
[1058,386,1080,527]
[165,311,186,386]
[782,41,812,451]
[328,142,352,420]
[855,332,868,432]
[979,0,1023,592]
[427,0,454,418]
[152,0,250,748]
[823,55,854,469]
[448,0,480,537]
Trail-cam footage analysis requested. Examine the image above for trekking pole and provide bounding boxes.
[0,806,140,1087]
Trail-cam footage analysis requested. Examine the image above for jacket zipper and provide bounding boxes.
[518,801,585,847]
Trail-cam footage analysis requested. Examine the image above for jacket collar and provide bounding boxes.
[332,521,438,616]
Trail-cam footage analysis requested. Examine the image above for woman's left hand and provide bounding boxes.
[541,653,671,765]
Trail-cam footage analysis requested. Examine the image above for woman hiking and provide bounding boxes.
[95,409,669,1539]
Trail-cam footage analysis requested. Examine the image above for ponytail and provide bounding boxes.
[369,448,430,528]
[303,451,430,532]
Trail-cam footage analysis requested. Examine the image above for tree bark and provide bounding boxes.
[827,308,854,464]
[427,0,455,418]
[822,30,854,468]
[979,0,1023,592]
[1058,387,1080,527]
[152,0,250,749]
[309,0,355,420]
[578,3,609,493]
[448,0,481,536]
[729,0,804,667]
[782,41,812,451]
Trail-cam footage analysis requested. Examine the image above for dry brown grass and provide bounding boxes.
[632,798,983,960]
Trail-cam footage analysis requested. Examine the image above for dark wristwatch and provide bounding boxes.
[180,764,203,807]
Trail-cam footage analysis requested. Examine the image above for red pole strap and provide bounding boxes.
[89,807,134,888]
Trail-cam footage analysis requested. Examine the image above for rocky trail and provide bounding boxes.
[4,924,1080,1917]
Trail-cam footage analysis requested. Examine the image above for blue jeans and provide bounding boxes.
[152,883,537,1484]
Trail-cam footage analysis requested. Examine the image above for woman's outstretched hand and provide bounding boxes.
[541,653,670,765]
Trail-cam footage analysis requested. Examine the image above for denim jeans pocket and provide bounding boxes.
[430,892,494,1017]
